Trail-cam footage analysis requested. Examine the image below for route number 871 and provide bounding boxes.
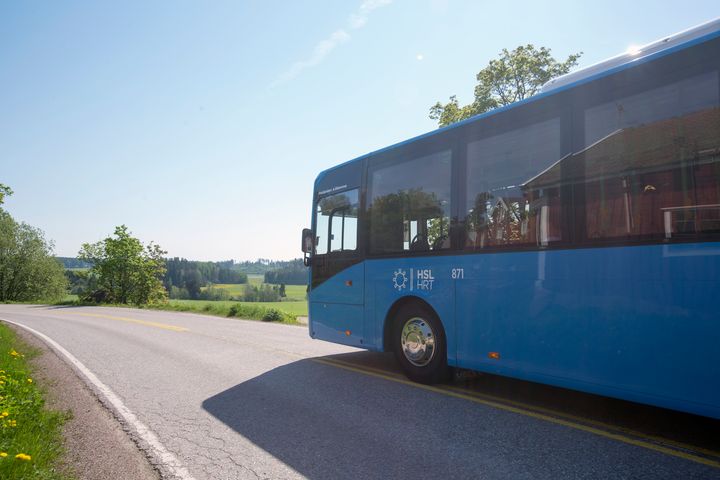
[451,268,464,279]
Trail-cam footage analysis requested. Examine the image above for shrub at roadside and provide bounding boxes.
[0,324,71,479]
[261,308,284,322]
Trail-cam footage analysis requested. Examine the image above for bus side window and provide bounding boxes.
[578,71,720,242]
[465,118,564,250]
[368,150,452,254]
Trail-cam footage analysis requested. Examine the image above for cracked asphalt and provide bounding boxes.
[1,304,718,480]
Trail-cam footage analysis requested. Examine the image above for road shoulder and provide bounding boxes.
[12,325,160,480]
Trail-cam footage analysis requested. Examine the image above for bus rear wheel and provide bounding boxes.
[393,304,449,384]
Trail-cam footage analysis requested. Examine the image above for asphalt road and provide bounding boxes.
[1,304,718,480]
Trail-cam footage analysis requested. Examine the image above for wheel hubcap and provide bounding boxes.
[401,317,436,367]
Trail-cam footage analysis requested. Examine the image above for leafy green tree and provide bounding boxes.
[430,45,582,127]
[183,269,203,299]
[0,210,67,302]
[199,285,230,301]
[242,284,258,302]
[78,225,167,305]
[0,184,12,205]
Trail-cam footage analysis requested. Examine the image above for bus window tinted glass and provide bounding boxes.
[315,189,359,254]
[579,71,720,241]
[369,150,452,253]
[465,118,564,249]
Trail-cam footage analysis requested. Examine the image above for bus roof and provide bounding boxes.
[542,17,720,93]
[316,17,720,183]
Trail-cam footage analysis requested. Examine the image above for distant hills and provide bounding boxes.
[56,257,91,269]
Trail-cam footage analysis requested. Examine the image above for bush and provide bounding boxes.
[262,308,283,322]
[169,286,190,299]
[198,286,230,301]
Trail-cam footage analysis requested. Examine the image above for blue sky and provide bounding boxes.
[1,1,718,261]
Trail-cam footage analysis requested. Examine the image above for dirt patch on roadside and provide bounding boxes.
[12,326,160,480]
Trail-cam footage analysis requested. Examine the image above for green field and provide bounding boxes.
[207,282,306,301]
[58,278,309,321]
[168,299,308,317]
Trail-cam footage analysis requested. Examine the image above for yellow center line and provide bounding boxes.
[59,312,189,332]
[324,357,720,460]
[313,357,720,469]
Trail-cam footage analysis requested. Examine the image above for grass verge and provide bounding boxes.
[0,323,72,479]
[146,300,301,324]
[52,289,308,325]
[52,299,304,325]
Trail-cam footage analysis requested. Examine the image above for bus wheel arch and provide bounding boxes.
[383,297,450,384]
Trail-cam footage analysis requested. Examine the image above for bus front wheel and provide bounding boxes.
[393,304,449,384]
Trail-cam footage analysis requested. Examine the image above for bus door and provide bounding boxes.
[309,187,365,347]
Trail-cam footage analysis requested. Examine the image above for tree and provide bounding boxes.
[78,225,167,305]
[430,45,582,127]
[0,209,67,302]
[0,184,12,205]
[183,269,203,299]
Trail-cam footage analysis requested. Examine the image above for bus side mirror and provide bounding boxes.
[302,228,313,266]
[301,228,313,254]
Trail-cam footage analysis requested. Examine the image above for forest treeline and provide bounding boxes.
[58,257,307,284]
[164,257,247,299]
[263,262,306,285]
[64,257,307,301]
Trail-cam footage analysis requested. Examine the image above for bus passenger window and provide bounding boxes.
[369,150,452,254]
[465,118,565,250]
[579,71,720,242]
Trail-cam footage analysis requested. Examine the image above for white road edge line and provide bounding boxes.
[1,317,196,480]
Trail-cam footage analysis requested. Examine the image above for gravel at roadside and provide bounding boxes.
[12,325,159,480]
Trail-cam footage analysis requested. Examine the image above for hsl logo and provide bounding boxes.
[392,269,408,291]
[392,268,434,291]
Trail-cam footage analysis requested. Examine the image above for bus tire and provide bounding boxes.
[392,303,449,384]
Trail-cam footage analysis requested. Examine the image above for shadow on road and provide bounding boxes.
[202,351,720,479]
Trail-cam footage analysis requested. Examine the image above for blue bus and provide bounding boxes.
[301,19,720,419]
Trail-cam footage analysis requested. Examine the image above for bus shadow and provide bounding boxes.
[202,354,430,480]
[449,366,720,450]
[202,351,720,479]
[322,351,720,451]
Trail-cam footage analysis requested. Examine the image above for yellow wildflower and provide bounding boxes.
[15,453,31,461]
[27,378,32,383]
[9,349,20,357]
[1,412,8,417]
[0,452,7,457]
